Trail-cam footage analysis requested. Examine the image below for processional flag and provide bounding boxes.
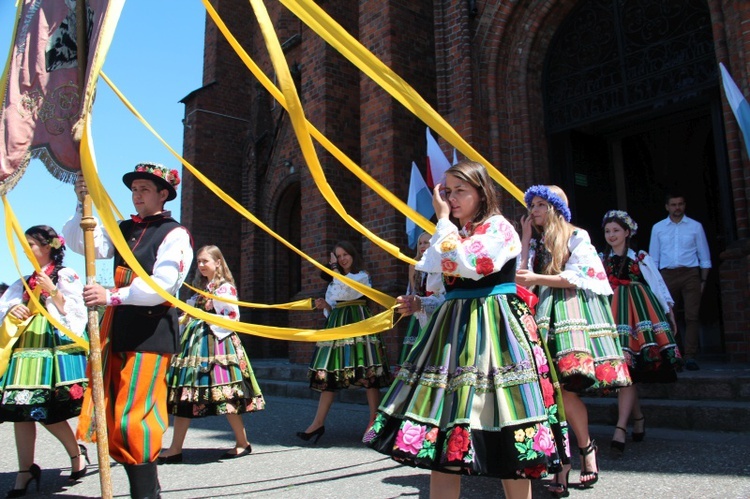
[719,62,750,159]
[0,0,124,194]
[406,161,434,249]
[425,127,451,189]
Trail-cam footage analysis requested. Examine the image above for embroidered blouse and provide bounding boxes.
[63,205,193,307]
[0,267,87,337]
[416,215,520,294]
[602,249,674,313]
[529,229,612,296]
[323,270,371,317]
[185,281,240,341]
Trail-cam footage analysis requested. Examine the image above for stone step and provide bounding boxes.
[249,359,750,432]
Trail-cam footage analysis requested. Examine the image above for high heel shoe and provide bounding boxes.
[6,464,41,498]
[296,426,325,443]
[610,426,627,453]
[579,440,599,488]
[632,416,646,442]
[69,444,90,481]
[548,466,570,498]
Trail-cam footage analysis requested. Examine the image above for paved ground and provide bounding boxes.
[0,395,748,498]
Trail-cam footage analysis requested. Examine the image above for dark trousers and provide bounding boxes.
[660,267,702,359]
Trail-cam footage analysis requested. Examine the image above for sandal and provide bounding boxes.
[632,416,646,442]
[548,465,571,498]
[610,426,627,453]
[579,440,599,488]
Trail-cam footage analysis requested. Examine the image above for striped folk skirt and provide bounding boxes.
[536,286,631,394]
[364,290,568,479]
[397,315,421,368]
[0,314,88,424]
[612,282,683,383]
[308,300,392,392]
[166,320,265,418]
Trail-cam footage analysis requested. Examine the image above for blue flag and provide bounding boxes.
[406,162,434,248]
[720,62,750,158]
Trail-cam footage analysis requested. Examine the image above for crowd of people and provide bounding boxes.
[0,159,709,498]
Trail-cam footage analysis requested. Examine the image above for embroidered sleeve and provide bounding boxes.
[560,229,612,295]
[416,215,520,281]
[207,283,240,338]
[62,205,115,259]
[415,281,446,327]
[0,279,25,320]
[52,268,87,337]
[637,250,674,311]
[106,227,193,306]
[325,270,370,309]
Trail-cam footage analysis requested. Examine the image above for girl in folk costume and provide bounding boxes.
[600,210,683,453]
[398,232,445,366]
[365,161,567,499]
[517,185,631,497]
[297,241,391,443]
[160,246,265,463]
[0,226,89,497]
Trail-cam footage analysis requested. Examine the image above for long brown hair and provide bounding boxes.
[534,185,575,275]
[333,240,365,275]
[192,245,235,289]
[445,160,501,234]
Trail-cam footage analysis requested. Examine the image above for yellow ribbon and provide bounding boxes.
[79,117,395,341]
[182,282,313,310]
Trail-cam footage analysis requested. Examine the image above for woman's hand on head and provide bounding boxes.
[432,183,450,220]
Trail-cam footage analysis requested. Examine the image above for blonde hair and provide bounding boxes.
[414,231,430,259]
[192,245,235,289]
[535,185,575,275]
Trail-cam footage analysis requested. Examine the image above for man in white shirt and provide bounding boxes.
[649,193,711,371]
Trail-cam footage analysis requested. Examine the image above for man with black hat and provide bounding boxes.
[63,163,193,498]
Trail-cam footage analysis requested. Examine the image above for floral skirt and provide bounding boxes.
[166,320,265,418]
[536,287,631,394]
[308,301,392,392]
[612,283,683,383]
[0,314,88,424]
[364,291,568,478]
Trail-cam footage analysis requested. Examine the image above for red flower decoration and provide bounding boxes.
[445,426,471,462]
[540,377,555,407]
[473,223,490,235]
[524,464,547,479]
[475,257,494,276]
[557,354,580,373]
[586,267,595,277]
[595,362,617,383]
[441,259,458,274]
[69,384,84,400]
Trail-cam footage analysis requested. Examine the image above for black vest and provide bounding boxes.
[111,213,187,354]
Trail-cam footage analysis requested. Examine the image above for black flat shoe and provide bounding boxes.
[296,426,325,443]
[610,426,627,453]
[6,464,41,498]
[632,416,646,442]
[221,444,253,459]
[156,453,183,465]
[69,444,90,481]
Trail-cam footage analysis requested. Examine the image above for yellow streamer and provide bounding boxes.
[182,283,313,311]
[278,0,525,205]
[79,117,394,341]
[98,71,395,309]
[2,197,89,351]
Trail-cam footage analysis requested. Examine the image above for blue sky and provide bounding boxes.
[0,1,206,285]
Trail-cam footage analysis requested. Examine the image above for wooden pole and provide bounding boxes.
[76,1,112,498]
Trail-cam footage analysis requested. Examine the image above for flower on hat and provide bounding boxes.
[134,163,180,188]
[602,210,638,235]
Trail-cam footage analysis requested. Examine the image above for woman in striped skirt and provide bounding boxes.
[601,210,682,453]
[365,161,567,499]
[0,226,89,496]
[297,240,391,443]
[160,245,264,463]
[517,186,631,497]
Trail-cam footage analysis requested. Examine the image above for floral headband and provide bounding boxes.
[602,210,638,236]
[134,163,181,188]
[49,236,66,249]
[524,185,572,222]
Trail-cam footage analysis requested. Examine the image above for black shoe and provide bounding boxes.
[610,426,627,453]
[296,426,325,443]
[686,360,700,371]
[6,464,41,498]
[124,462,160,499]
[69,444,90,481]
[548,465,570,498]
[579,440,599,488]
[632,416,646,442]
[220,444,252,459]
[156,453,183,465]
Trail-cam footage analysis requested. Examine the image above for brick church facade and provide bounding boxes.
[180,0,750,364]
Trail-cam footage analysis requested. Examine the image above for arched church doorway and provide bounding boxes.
[542,0,731,356]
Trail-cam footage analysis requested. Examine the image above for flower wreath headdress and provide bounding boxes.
[602,210,638,236]
[134,163,181,188]
[523,185,572,222]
